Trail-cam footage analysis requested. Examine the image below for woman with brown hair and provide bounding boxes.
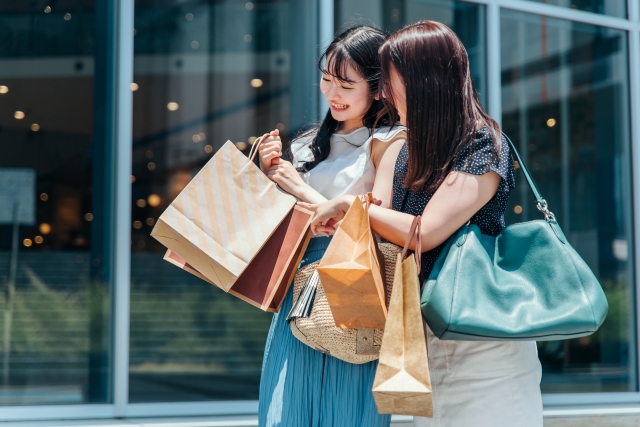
[307,21,543,426]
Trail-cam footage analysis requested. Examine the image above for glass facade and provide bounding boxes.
[0,2,112,405]
[501,10,635,393]
[0,0,639,421]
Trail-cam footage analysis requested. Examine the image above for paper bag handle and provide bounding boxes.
[248,134,268,162]
[401,216,422,276]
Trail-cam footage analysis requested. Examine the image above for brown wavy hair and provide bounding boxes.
[378,20,501,193]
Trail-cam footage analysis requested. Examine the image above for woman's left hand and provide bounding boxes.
[267,160,307,197]
[300,195,355,236]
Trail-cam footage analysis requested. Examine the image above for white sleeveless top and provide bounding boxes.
[290,126,405,200]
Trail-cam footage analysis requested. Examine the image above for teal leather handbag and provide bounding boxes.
[420,135,608,341]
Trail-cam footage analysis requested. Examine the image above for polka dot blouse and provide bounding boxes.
[391,127,516,277]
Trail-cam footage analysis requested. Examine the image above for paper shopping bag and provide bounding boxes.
[317,194,387,329]
[372,252,433,417]
[164,205,312,312]
[151,139,304,294]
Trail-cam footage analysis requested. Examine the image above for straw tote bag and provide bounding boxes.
[287,202,412,363]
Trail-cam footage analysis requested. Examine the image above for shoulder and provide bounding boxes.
[370,125,407,169]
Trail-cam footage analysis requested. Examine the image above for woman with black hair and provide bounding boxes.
[309,21,543,426]
[257,26,404,427]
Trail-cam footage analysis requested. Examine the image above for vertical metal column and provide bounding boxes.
[487,0,502,126]
[319,0,334,116]
[627,0,640,393]
[93,0,134,415]
[113,0,134,417]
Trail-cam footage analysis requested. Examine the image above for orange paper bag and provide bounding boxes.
[373,216,432,417]
[317,194,387,329]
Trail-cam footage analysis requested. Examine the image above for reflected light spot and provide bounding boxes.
[276,123,284,131]
[236,142,248,151]
[130,82,139,91]
[246,2,254,10]
[84,213,94,221]
[40,193,48,201]
[133,221,143,229]
[186,13,194,21]
[191,40,199,49]
[44,6,51,13]
[192,134,201,142]
[14,111,25,120]
[250,79,263,88]
[39,223,51,234]
[147,162,156,171]
[145,150,153,159]
[514,205,523,214]
[31,123,40,132]
[35,236,43,244]
[136,199,147,208]
[546,118,556,127]
[133,29,137,36]
[147,194,161,207]
[244,34,252,43]
[205,145,213,153]
[23,239,33,247]
[130,175,136,183]
[248,136,257,144]
[64,13,71,20]
[0,86,8,94]
[146,218,155,226]
[167,102,179,111]
[198,132,206,140]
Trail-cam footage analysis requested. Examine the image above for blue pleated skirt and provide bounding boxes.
[258,236,391,427]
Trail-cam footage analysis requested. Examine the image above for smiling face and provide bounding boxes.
[320,56,373,132]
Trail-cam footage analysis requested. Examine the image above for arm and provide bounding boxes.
[267,160,327,204]
[311,169,500,251]
[370,137,404,209]
[258,129,327,203]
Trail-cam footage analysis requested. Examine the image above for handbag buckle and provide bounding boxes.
[536,199,556,223]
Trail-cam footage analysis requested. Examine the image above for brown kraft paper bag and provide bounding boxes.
[373,216,433,417]
[317,194,387,329]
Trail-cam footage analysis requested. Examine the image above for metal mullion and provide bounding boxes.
[629,21,640,394]
[629,0,639,22]
[113,0,134,418]
[460,0,632,29]
[0,404,115,421]
[486,0,502,125]
[318,0,334,116]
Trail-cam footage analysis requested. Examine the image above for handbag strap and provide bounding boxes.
[401,216,422,276]
[503,134,556,222]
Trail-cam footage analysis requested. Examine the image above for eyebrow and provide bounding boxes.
[321,68,357,84]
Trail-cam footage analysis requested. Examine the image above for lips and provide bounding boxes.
[330,102,348,110]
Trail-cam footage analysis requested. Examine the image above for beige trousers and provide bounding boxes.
[414,326,543,427]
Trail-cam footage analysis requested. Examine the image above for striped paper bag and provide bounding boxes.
[151,140,312,311]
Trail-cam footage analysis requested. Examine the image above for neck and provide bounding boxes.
[335,117,364,134]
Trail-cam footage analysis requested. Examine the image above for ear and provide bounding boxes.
[374,94,380,101]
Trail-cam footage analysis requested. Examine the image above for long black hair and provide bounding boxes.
[294,25,391,172]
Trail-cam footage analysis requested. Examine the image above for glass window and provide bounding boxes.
[521,0,626,18]
[129,0,317,402]
[501,10,635,393]
[335,0,487,106]
[0,3,112,404]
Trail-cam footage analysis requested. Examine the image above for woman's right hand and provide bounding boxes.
[258,129,283,175]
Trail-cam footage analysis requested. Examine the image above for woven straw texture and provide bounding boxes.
[290,242,403,364]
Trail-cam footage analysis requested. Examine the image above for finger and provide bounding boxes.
[270,129,279,136]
